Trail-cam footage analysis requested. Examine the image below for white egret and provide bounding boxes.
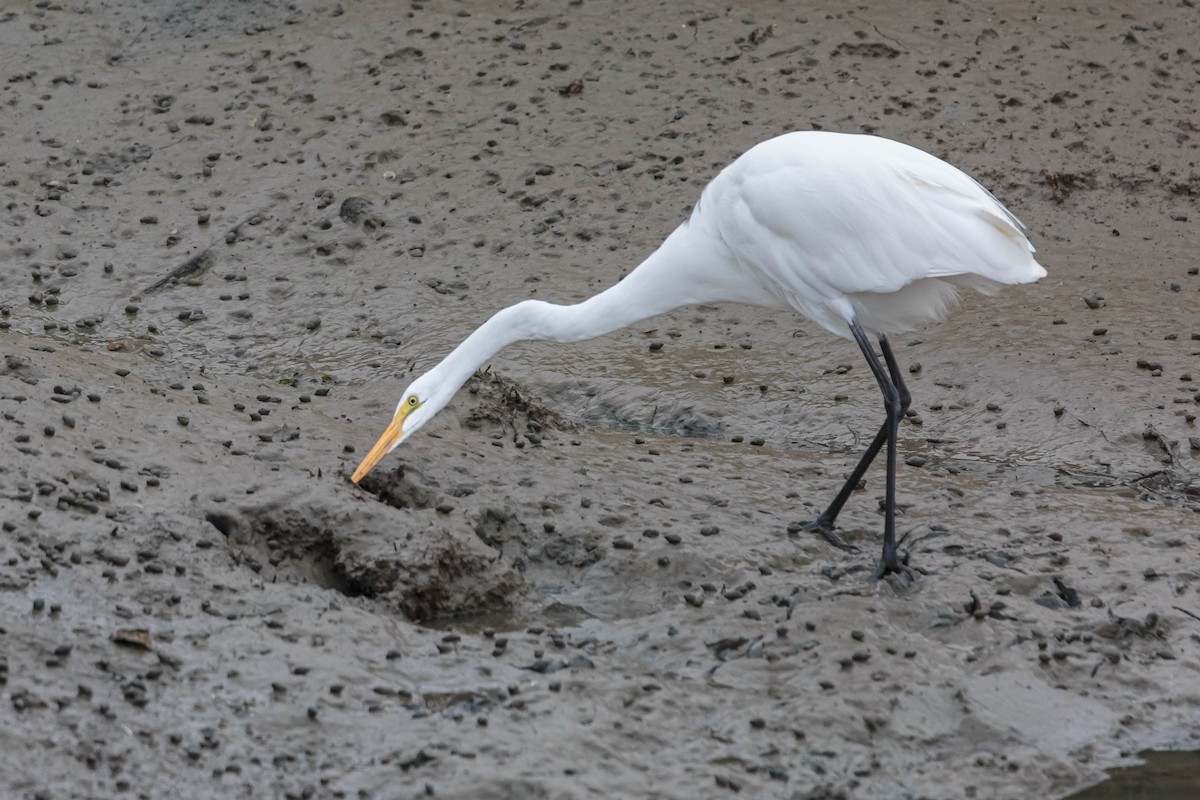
[351,131,1046,577]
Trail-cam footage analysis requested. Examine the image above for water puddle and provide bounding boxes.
[1065,750,1200,799]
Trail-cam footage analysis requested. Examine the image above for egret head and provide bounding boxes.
[350,370,453,483]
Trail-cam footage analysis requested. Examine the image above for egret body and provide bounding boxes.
[351,131,1046,576]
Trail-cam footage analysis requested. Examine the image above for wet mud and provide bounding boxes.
[2,1,1199,798]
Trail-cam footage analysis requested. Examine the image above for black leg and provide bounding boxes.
[877,333,914,576]
[805,332,912,539]
[878,334,912,413]
[805,423,887,550]
[806,322,911,577]
[847,322,906,576]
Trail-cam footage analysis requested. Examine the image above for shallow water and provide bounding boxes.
[1066,751,1200,800]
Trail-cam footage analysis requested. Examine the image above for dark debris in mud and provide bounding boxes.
[356,464,438,510]
[463,369,572,438]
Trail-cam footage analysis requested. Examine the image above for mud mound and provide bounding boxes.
[461,370,572,442]
[206,485,527,622]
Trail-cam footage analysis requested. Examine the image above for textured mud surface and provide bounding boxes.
[2,1,1199,798]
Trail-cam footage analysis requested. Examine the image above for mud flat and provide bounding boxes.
[2,1,1198,798]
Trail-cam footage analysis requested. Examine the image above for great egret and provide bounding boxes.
[351,131,1046,577]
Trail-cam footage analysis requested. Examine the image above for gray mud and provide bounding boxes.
[2,1,1199,798]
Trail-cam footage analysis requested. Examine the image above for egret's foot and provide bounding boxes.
[873,548,914,584]
[802,517,858,552]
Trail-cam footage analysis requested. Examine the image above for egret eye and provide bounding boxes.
[406,395,419,407]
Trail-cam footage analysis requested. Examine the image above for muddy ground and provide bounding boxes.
[2,1,1199,798]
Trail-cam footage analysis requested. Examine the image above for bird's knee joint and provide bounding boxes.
[884,387,904,421]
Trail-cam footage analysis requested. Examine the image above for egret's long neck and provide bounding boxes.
[430,223,775,392]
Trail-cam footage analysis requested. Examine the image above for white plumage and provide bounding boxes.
[689,132,1044,335]
[351,131,1046,578]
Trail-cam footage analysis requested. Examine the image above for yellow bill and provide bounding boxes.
[351,410,408,484]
